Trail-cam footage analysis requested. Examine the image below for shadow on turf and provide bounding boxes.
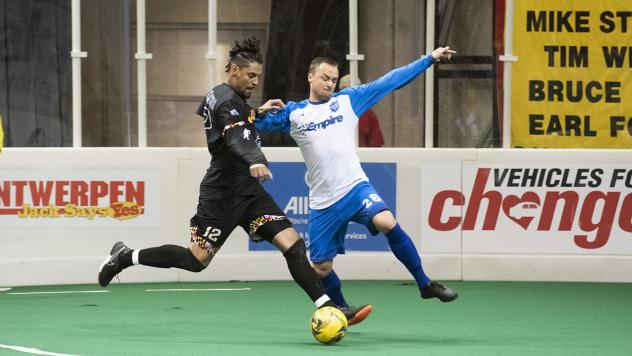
[295,331,480,348]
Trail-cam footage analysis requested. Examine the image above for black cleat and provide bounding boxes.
[421,281,458,302]
[98,241,131,287]
[338,304,373,326]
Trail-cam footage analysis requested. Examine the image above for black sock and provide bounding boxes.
[138,244,206,272]
[283,239,328,303]
[321,300,337,308]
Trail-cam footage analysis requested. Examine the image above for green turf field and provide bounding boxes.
[1,281,631,355]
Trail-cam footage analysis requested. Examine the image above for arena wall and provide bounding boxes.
[1,147,630,286]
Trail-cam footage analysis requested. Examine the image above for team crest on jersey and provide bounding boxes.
[329,99,339,112]
[248,109,256,123]
[243,128,251,140]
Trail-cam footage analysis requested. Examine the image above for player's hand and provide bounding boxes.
[250,163,273,182]
[431,46,456,62]
[257,99,286,116]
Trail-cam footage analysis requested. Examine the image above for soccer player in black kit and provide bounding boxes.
[97,38,370,325]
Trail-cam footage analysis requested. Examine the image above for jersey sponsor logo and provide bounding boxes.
[0,180,145,220]
[297,115,344,134]
[242,128,251,140]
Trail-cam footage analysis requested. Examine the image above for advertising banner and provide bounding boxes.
[422,163,632,254]
[511,0,632,148]
[0,169,161,227]
[250,162,396,252]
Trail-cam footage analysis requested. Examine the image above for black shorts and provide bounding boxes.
[189,185,291,256]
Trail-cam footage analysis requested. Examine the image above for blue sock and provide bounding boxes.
[320,270,348,307]
[385,223,431,288]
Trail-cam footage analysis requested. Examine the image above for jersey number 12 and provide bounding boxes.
[203,227,222,241]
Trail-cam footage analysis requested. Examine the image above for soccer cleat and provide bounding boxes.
[420,281,458,302]
[98,241,131,287]
[338,304,373,326]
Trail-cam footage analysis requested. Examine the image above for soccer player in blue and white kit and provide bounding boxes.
[256,47,459,320]
[98,38,368,325]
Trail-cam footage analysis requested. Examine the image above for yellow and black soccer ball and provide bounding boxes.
[310,306,348,344]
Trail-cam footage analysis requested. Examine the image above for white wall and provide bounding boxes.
[0,147,630,287]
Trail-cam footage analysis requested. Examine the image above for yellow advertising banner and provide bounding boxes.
[512,0,632,148]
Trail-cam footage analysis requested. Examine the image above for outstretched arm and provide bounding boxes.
[255,102,293,133]
[257,99,286,116]
[342,46,456,117]
[431,46,456,62]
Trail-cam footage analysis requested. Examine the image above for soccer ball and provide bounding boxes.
[310,306,348,344]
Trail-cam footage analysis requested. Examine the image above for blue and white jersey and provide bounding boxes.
[256,54,435,209]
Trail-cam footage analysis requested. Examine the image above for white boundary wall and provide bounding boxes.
[0,147,631,286]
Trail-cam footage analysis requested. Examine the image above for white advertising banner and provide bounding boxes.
[0,169,161,227]
[422,163,632,254]
[420,163,463,252]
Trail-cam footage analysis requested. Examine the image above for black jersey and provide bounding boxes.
[196,83,268,196]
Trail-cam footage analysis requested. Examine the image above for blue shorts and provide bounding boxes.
[308,181,389,262]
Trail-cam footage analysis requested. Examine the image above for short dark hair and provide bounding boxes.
[225,37,263,72]
[308,57,338,74]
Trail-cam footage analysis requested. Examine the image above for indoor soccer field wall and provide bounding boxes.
[1,147,631,287]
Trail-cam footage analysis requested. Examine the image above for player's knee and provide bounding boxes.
[373,210,397,233]
[283,238,307,260]
[312,261,333,278]
[185,247,208,272]
[187,255,207,272]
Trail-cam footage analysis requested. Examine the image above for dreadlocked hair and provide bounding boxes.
[225,37,263,72]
